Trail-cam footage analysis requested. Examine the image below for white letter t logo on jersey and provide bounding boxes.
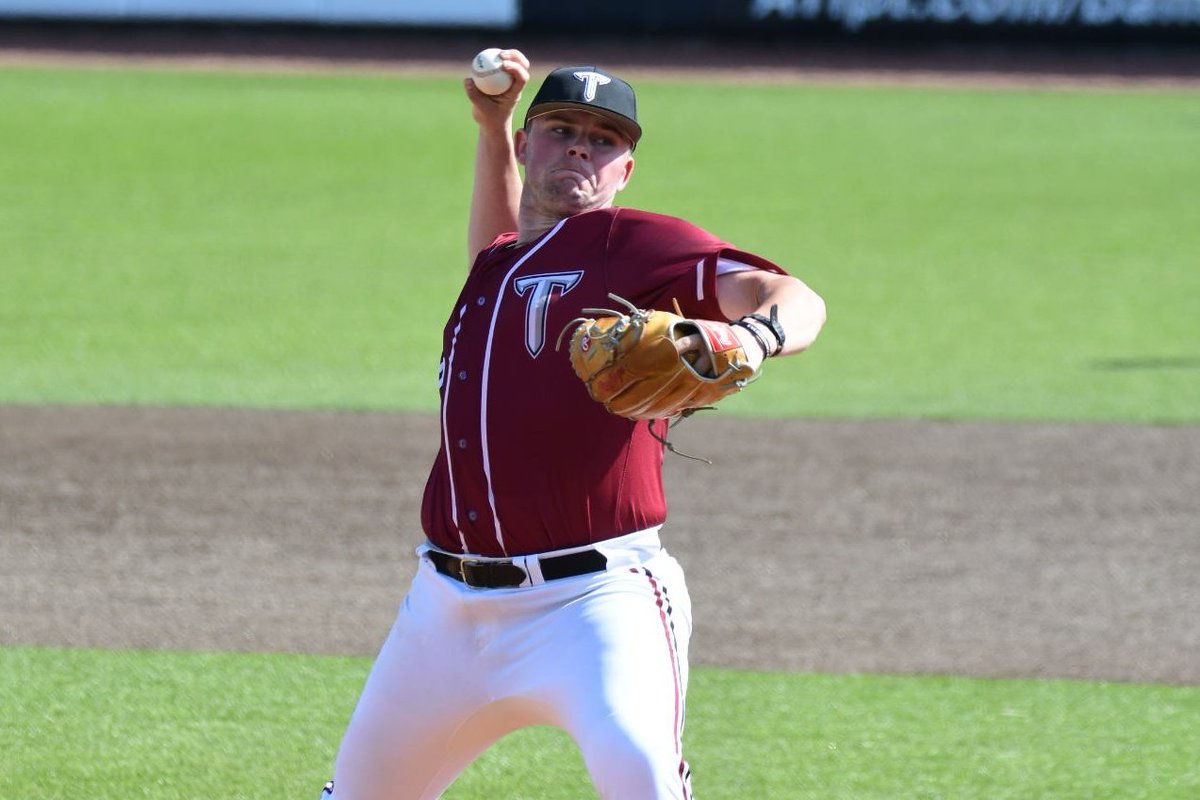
[573,71,611,102]
[513,271,583,357]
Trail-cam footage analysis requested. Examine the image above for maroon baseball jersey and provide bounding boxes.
[420,207,787,557]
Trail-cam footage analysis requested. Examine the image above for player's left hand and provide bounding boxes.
[561,296,761,420]
[675,324,765,376]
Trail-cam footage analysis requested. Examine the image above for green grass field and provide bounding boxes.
[5,647,1199,799]
[3,65,1199,799]
[1,66,1197,420]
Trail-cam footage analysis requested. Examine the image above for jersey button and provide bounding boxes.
[457,438,468,449]
[457,370,468,381]
[476,296,486,306]
[467,510,478,522]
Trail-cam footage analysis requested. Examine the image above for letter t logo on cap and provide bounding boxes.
[572,71,612,102]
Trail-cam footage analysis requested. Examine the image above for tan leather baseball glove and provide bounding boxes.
[560,295,759,420]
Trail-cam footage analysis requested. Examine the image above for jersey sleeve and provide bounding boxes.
[604,209,788,321]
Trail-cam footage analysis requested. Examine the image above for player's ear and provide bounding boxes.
[615,155,634,192]
[514,128,529,165]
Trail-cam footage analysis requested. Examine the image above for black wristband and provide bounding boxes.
[738,304,786,357]
[731,319,771,360]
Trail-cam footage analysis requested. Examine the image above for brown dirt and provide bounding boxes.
[3,405,1197,685]
[2,26,1197,686]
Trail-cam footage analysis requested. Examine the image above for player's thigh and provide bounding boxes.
[554,556,693,781]
[331,573,488,799]
[333,694,543,800]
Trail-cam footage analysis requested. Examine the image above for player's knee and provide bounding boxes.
[582,728,687,799]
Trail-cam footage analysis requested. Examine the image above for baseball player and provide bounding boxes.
[321,51,826,799]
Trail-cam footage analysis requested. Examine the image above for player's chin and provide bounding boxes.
[546,187,602,215]
[547,176,590,197]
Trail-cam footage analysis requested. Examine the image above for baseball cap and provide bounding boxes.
[524,66,642,149]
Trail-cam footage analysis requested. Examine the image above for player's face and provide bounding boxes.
[516,111,635,217]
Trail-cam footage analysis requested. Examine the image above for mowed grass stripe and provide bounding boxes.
[1,67,1197,420]
[3,646,1198,799]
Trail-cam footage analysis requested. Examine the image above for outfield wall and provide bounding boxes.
[0,0,1196,34]
[521,0,1200,34]
[0,0,519,27]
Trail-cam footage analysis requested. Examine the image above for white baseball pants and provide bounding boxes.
[326,528,694,799]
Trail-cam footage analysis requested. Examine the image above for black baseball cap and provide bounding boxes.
[524,66,642,149]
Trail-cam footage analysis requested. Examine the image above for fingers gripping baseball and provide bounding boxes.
[561,296,760,420]
[465,48,530,125]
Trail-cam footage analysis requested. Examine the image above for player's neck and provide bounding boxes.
[516,216,561,245]
[517,191,564,244]
[516,199,611,245]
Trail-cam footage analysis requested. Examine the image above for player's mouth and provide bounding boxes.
[551,167,592,183]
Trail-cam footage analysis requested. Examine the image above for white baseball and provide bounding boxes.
[470,48,513,96]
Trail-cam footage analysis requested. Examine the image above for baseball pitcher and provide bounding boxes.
[321,50,827,799]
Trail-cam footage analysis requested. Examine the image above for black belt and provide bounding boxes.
[427,548,609,588]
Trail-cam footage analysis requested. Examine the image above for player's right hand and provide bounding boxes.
[464,49,530,129]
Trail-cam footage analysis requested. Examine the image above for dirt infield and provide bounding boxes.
[3,405,1197,685]
[1,26,1197,686]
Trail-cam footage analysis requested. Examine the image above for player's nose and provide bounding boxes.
[566,143,590,160]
